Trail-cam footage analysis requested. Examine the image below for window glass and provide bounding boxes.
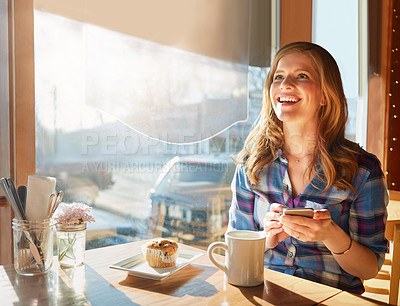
[312,0,362,144]
[34,8,266,249]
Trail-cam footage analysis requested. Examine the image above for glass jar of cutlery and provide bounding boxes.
[12,218,54,276]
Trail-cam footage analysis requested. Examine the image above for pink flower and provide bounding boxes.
[53,202,95,226]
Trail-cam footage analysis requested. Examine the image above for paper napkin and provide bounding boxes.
[25,175,56,220]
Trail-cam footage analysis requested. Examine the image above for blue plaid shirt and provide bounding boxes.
[228,148,388,294]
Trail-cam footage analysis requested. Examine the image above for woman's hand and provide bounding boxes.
[280,209,334,242]
[279,209,380,280]
[263,203,289,248]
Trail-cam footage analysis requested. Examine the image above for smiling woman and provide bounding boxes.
[229,41,389,295]
[270,53,323,125]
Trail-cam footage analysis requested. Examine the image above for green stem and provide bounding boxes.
[58,233,77,262]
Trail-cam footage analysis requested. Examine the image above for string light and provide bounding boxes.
[388,3,400,191]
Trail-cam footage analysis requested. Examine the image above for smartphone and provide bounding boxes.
[283,208,314,218]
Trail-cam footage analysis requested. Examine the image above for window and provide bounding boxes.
[312,0,366,145]
[34,5,267,250]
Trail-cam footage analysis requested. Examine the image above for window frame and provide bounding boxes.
[0,0,36,264]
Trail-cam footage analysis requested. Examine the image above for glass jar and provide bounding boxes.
[12,218,54,276]
[56,223,87,267]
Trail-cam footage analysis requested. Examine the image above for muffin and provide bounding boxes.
[142,238,180,268]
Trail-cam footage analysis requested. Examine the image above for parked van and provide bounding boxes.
[148,155,235,248]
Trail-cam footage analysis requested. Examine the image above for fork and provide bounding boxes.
[16,248,33,273]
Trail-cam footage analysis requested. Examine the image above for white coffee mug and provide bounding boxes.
[207,230,266,287]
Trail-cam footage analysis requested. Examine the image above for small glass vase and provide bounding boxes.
[56,223,87,268]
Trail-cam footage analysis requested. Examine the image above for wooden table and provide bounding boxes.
[0,241,387,305]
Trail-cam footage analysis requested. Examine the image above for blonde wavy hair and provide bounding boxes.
[236,42,360,192]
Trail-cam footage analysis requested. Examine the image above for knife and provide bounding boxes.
[17,185,27,214]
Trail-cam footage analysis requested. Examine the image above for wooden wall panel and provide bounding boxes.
[366,0,392,172]
[280,0,312,47]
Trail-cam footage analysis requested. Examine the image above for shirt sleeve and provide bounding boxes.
[350,156,389,270]
[227,164,257,231]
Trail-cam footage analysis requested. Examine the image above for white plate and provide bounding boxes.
[109,249,204,281]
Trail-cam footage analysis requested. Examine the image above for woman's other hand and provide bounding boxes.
[263,203,289,248]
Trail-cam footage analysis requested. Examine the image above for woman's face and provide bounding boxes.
[269,52,323,126]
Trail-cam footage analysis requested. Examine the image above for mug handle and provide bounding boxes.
[207,241,228,272]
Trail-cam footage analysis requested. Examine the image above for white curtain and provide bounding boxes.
[35,0,271,143]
